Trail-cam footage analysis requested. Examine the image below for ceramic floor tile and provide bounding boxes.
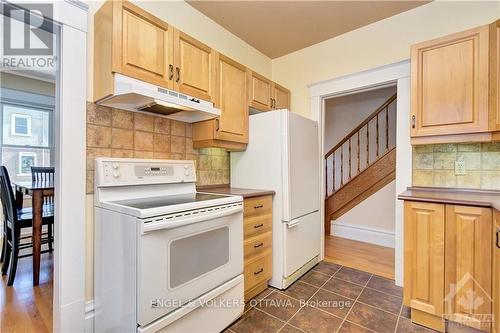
[396,317,438,333]
[288,306,343,333]
[307,288,353,319]
[299,270,331,287]
[230,308,284,333]
[366,275,403,298]
[357,287,402,314]
[322,277,363,300]
[311,261,341,276]
[334,267,372,286]
[280,281,318,302]
[278,325,304,333]
[337,321,374,333]
[255,292,301,321]
[347,302,398,333]
[400,305,411,319]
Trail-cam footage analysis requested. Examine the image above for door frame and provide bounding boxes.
[5,1,89,331]
[308,60,411,286]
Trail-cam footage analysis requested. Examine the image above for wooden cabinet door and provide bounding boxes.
[213,54,248,143]
[493,210,500,333]
[411,25,490,137]
[112,1,174,89]
[273,83,290,110]
[404,201,445,317]
[174,30,215,102]
[248,71,272,111]
[445,205,492,332]
[491,20,500,132]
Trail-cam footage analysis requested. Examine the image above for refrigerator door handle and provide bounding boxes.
[286,219,300,228]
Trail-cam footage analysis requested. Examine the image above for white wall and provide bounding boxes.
[332,180,396,248]
[273,1,500,118]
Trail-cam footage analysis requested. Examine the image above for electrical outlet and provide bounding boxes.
[455,160,466,175]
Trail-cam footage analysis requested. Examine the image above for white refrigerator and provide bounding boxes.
[231,109,320,289]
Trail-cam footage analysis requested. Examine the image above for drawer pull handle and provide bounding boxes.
[254,204,264,209]
[254,223,264,229]
[254,268,264,275]
[254,242,264,248]
[496,228,500,249]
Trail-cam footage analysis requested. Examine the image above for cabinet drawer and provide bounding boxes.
[244,195,273,217]
[244,231,272,259]
[244,252,272,290]
[244,214,272,238]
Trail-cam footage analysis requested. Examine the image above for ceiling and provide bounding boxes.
[187,1,430,59]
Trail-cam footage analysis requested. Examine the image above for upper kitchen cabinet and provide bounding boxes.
[248,71,273,112]
[272,83,291,110]
[173,31,216,102]
[494,210,500,333]
[94,0,175,101]
[94,0,215,104]
[192,53,249,151]
[410,19,500,144]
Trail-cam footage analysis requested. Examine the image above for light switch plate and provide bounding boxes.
[455,160,466,175]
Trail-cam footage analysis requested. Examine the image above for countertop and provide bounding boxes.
[197,185,275,199]
[398,187,500,211]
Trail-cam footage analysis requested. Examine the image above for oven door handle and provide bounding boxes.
[141,205,243,233]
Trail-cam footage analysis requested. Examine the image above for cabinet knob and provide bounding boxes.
[496,227,500,249]
[411,115,416,129]
[175,67,180,83]
[168,64,174,80]
[215,118,220,131]
[254,268,264,275]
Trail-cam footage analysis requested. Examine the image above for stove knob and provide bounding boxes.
[113,172,120,179]
[184,171,190,176]
[184,165,189,170]
[112,163,119,169]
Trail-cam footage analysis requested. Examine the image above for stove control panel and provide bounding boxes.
[95,158,196,187]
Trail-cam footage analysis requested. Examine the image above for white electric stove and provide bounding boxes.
[94,158,244,333]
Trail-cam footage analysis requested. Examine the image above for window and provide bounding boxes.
[11,113,32,136]
[18,152,36,175]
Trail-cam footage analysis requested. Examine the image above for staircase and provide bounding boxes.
[324,93,397,235]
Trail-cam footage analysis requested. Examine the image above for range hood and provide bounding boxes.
[96,74,220,123]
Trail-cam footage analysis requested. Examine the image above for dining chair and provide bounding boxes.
[31,166,55,183]
[0,166,54,286]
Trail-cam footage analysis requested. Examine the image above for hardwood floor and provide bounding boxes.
[1,252,53,332]
[324,235,395,280]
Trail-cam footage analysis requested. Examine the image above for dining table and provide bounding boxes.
[12,180,54,286]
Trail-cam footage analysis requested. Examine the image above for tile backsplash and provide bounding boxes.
[412,143,500,190]
[86,102,229,193]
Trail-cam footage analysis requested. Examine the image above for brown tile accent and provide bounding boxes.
[86,148,111,171]
[252,288,274,302]
[153,134,171,152]
[308,288,353,319]
[334,267,372,286]
[171,120,186,136]
[337,321,373,333]
[111,149,134,158]
[134,131,154,151]
[87,124,111,148]
[111,109,134,129]
[366,275,403,298]
[230,308,284,333]
[312,261,341,276]
[111,128,134,149]
[255,292,300,321]
[289,306,343,333]
[86,170,94,193]
[322,278,363,300]
[357,287,402,314]
[299,270,330,287]
[87,102,111,126]
[170,136,186,154]
[86,103,229,194]
[154,117,171,134]
[281,281,318,302]
[396,317,437,333]
[347,302,398,333]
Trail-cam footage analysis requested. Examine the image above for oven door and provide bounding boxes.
[137,204,243,326]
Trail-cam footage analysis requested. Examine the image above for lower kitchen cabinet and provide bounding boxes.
[243,195,273,301]
[403,201,497,332]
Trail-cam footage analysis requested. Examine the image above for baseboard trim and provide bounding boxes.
[85,300,94,333]
[331,222,395,248]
